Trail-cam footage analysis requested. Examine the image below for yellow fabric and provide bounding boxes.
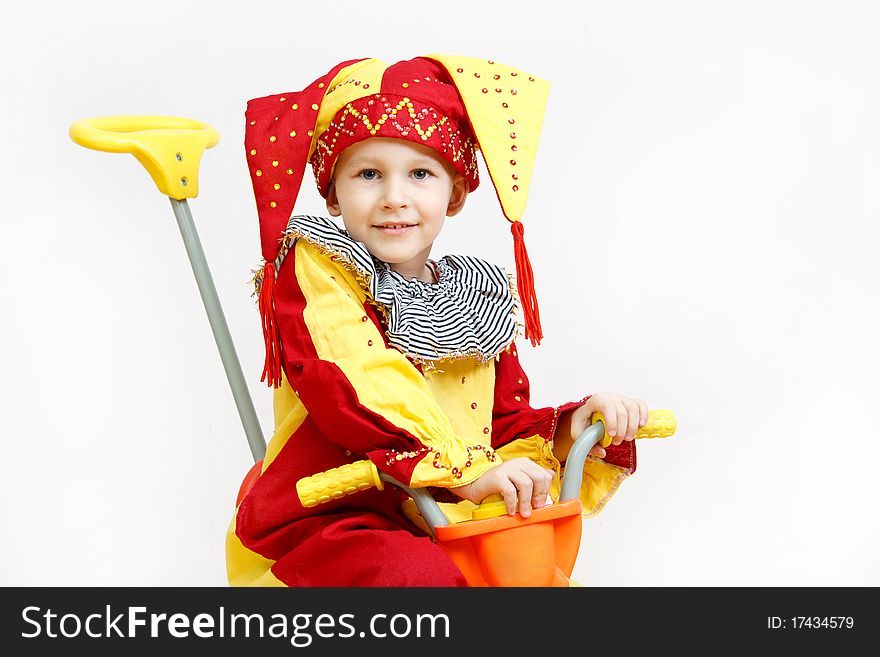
[576,457,632,517]
[262,372,308,472]
[312,58,385,156]
[425,54,550,222]
[225,515,285,587]
[421,358,495,441]
[294,239,500,488]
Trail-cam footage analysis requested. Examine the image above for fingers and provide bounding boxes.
[508,470,534,517]
[592,395,649,445]
[637,398,649,429]
[624,399,641,441]
[498,460,555,518]
[498,481,519,517]
[588,443,606,458]
[532,467,554,511]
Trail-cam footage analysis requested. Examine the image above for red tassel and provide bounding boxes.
[258,262,283,388]
[510,221,543,347]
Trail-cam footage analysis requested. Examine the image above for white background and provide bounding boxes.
[2,0,878,586]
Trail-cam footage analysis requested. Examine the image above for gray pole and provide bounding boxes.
[559,423,605,501]
[169,198,266,462]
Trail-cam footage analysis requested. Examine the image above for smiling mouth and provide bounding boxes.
[374,223,418,233]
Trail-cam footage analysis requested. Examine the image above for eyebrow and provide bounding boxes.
[344,156,442,169]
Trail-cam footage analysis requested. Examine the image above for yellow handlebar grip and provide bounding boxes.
[592,409,677,448]
[69,115,220,199]
[296,460,384,508]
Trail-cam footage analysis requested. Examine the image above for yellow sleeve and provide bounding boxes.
[273,238,500,488]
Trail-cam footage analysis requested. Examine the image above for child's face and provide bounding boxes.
[326,138,467,275]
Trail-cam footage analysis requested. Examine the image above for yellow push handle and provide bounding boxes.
[591,409,677,448]
[69,115,220,199]
[296,460,385,508]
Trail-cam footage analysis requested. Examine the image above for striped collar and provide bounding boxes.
[277,215,520,367]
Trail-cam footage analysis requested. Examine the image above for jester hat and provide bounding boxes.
[245,55,551,387]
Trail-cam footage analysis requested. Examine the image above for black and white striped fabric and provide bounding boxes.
[277,215,519,363]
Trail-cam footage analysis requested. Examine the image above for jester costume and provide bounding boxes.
[226,55,637,586]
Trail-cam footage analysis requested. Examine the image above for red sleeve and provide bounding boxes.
[490,342,636,473]
[490,341,590,449]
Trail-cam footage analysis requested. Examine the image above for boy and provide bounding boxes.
[227,55,645,586]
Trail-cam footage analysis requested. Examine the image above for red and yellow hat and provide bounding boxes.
[245,55,550,386]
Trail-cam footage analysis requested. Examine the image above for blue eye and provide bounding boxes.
[412,169,431,180]
[359,169,378,180]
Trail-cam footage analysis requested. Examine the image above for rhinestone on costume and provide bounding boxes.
[510,160,516,165]
[511,145,517,152]
[361,316,368,322]
[255,169,262,176]
[273,183,280,190]
[311,103,319,110]
[517,378,523,384]
[272,160,279,166]
[461,377,466,384]
[318,82,325,88]
[270,201,277,208]
[502,102,509,108]
[482,88,488,93]
[289,131,296,137]
[292,104,299,110]
[456,68,463,73]
[280,97,286,102]
[471,402,477,409]
[250,149,257,155]
[513,185,519,191]
[483,427,490,434]
[515,395,522,402]
[287,168,293,174]
[269,136,277,142]
[367,340,373,346]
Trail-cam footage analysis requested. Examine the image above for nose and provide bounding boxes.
[380,176,408,211]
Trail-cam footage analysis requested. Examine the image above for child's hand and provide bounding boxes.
[573,393,649,459]
[450,458,555,518]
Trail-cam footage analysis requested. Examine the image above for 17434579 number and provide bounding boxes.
[768,617,854,630]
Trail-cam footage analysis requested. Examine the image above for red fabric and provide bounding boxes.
[511,221,543,347]
[235,414,465,586]
[257,261,283,387]
[245,58,368,263]
[491,344,585,446]
[490,344,637,474]
[269,513,467,587]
